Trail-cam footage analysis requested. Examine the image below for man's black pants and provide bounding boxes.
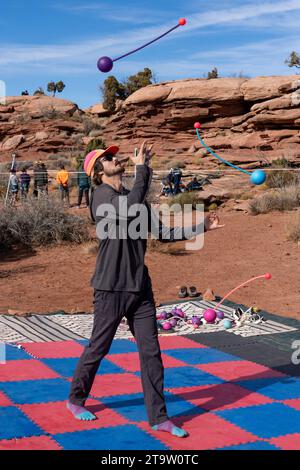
[69,284,168,426]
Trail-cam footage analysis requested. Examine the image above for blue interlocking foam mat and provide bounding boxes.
[1,336,300,450]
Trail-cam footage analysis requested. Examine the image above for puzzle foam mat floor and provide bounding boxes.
[1,335,300,450]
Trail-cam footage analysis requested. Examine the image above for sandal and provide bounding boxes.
[187,286,198,297]
[178,286,188,298]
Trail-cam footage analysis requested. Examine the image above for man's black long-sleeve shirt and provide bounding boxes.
[90,165,205,292]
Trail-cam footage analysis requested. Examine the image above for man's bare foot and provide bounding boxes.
[66,401,97,421]
[152,419,188,438]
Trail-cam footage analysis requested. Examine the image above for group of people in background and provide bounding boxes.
[8,161,48,205]
[7,161,202,207]
[159,168,203,197]
[159,167,183,197]
[7,161,91,209]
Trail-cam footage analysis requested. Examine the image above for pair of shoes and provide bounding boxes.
[178,286,198,298]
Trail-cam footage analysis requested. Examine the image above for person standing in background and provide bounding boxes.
[34,161,48,198]
[56,164,70,207]
[77,162,90,209]
[20,167,31,200]
[169,167,183,195]
[8,168,19,206]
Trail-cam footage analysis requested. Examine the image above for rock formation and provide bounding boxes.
[1,75,300,170]
[101,75,300,167]
[0,95,100,164]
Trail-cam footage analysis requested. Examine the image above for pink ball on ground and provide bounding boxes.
[162,322,172,330]
[203,308,217,324]
[216,311,224,320]
[194,122,201,129]
[265,273,272,280]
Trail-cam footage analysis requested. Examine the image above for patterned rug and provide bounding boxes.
[1,336,300,450]
[0,300,297,343]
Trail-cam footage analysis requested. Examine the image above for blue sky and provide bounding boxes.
[1,0,300,108]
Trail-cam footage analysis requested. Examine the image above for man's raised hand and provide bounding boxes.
[204,212,225,231]
[131,141,154,166]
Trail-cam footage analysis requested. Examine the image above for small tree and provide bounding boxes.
[85,138,107,154]
[101,68,154,112]
[47,81,56,96]
[47,81,66,96]
[207,67,219,79]
[56,81,66,94]
[285,51,300,69]
[124,67,153,96]
[101,76,126,112]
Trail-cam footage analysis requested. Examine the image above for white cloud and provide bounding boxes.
[0,80,6,105]
[110,34,300,80]
[53,2,169,24]
[187,0,300,30]
[190,36,299,60]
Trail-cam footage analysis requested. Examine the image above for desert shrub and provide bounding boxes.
[160,157,171,165]
[0,178,7,199]
[167,192,203,210]
[18,161,34,170]
[266,157,297,188]
[239,192,254,200]
[39,107,65,120]
[249,185,300,215]
[285,51,300,69]
[0,197,90,249]
[207,67,218,79]
[85,138,106,154]
[89,129,103,138]
[287,214,300,242]
[81,117,99,136]
[72,133,85,145]
[48,154,63,160]
[48,157,70,170]
[173,161,186,169]
[271,157,291,168]
[14,112,32,124]
[33,87,45,96]
[266,170,299,189]
[0,163,11,172]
